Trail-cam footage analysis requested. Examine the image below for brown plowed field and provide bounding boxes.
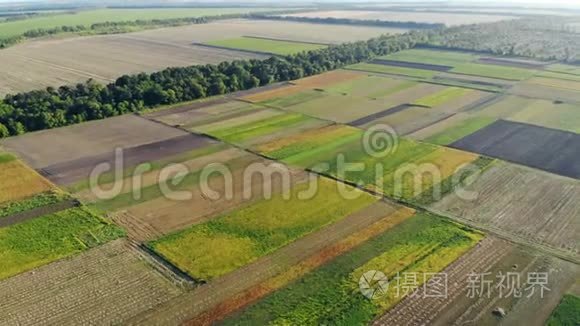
[41,134,214,186]
[430,161,580,258]
[0,239,182,325]
[1,114,186,169]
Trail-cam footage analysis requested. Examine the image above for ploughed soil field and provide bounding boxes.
[0,19,404,95]
[430,161,580,259]
[450,120,580,179]
[0,239,183,325]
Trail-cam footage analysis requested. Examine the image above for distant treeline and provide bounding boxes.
[0,10,305,49]
[0,31,426,137]
[424,17,580,62]
[251,14,445,29]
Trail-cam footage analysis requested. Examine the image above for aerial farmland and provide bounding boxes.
[0,1,579,325]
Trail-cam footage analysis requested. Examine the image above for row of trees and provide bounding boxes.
[0,31,428,137]
[252,14,444,29]
[0,10,305,49]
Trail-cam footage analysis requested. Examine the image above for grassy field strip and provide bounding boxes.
[322,75,417,99]
[0,206,124,280]
[206,112,315,144]
[347,63,438,79]
[0,154,55,204]
[424,116,498,145]
[192,108,283,134]
[74,147,244,203]
[256,89,328,109]
[218,214,482,325]
[451,63,534,81]
[189,206,416,325]
[412,87,472,107]
[241,85,306,103]
[89,153,254,212]
[546,294,580,325]
[381,49,476,66]
[0,191,70,219]
[150,178,378,281]
[66,143,228,194]
[537,70,580,82]
[204,37,327,55]
[528,76,580,91]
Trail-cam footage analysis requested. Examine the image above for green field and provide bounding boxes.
[205,37,327,55]
[0,207,124,280]
[323,75,417,99]
[452,63,534,81]
[546,294,580,326]
[150,178,377,281]
[381,48,476,66]
[0,8,279,39]
[412,86,471,107]
[425,117,497,145]
[0,190,70,219]
[207,112,316,144]
[347,63,437,79]
[221,213,481,325]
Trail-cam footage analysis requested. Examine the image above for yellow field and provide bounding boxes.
[529,77,580,92]
[241,85,306,103]
[291,70,365,89]
[0,159,54,204]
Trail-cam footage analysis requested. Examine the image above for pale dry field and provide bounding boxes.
[1,114,186,169]
[0,239,182,325]
[284,10,516,26]
[430,161,580,259]
[0,19,404,95]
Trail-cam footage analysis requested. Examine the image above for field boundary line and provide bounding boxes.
[192,42,279,57]
[0,199,79,228]
[242,35,333,46]
[134,242,199,289]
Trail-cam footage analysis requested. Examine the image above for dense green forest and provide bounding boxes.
[0,31,426,137]
[425,17,580,62]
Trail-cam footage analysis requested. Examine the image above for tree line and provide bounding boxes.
[0,31,428,137]
[0,10,305,49]
[251,14,445,29]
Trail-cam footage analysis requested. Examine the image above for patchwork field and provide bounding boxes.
[130,202,415,324]
[0,239,183,325]
[430,161,580,258]
[150,177,378,281]
[377,237,579,326]
[0,19,405,94]
[204,36,327,55]
[370,49,537,81]
[282,10,516,26]
[255,123,482,204]
[450,119,580,179]
[219,213,482,325]
[0,206,124,280]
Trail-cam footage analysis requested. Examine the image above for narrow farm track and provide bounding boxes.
[374,237,512,325]
[127,202,407,325]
